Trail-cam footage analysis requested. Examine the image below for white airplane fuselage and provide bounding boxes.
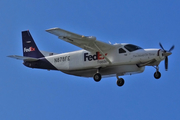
[43,44,165,77]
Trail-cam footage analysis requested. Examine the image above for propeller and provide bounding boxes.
[159,43,174,71]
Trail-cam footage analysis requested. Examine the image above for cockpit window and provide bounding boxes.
[124,44,142,52]
[119,48,126,53]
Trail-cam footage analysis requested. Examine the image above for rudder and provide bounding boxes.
[22,30,44,58]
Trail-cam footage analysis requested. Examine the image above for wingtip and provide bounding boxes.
[46,27,59,32]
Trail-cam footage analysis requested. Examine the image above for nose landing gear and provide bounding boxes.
[154,66,161,79]
[154,71,161,79]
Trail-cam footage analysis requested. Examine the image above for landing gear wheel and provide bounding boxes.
[154,71,161,79]
[93,73,102,82]
[116,78,124,87]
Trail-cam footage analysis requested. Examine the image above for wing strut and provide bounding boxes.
[93,42,112,64]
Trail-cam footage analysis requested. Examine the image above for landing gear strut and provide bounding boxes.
[93,68,102,82]
[154,66,161,79]
[116,75,124,87]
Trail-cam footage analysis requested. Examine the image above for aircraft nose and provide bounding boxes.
[163,51,172,56]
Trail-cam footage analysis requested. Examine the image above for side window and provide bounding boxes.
[119,48,126,53]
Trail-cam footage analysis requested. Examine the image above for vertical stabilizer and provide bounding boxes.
[22,30,44,58]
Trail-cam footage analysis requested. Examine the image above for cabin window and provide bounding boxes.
[124,44,142,52]
[119,48,126,53]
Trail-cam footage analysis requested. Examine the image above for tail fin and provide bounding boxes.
[22,30,44,58]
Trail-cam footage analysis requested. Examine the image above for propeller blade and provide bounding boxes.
[169,45,175,52]
[159,43,165,50]
[159,43,173,71]
[165,56,168,71]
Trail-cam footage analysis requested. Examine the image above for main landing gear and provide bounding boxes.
[93,73,101,82]
[93,68,124,87]
[154,66,161,79]
[116,75,124,87]
[93,68,102,82]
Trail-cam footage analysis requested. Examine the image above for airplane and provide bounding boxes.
[8,27,174,87]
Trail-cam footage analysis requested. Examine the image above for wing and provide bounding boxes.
[46,28,114,63]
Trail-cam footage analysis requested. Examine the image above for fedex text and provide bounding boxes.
[24,47,35,52]
[84,52,107,61]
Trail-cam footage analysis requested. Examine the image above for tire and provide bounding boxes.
[116,78,124,87]
[93,73,102,82]
[154,71,161,79]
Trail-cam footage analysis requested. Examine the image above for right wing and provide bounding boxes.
[46,27,114,52]
[46,27,115,64]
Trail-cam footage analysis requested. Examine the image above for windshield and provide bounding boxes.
[124,44,142,52]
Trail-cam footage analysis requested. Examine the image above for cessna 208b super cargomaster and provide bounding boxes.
[8,27,174,87]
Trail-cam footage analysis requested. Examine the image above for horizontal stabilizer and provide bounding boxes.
[8,55,39,61]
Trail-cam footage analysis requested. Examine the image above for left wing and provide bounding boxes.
[46,27,114,63]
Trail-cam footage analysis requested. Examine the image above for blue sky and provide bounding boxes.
[1,0,180,120]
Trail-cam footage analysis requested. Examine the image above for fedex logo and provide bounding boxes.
[84,52,107,61]
[24,47,35,52]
